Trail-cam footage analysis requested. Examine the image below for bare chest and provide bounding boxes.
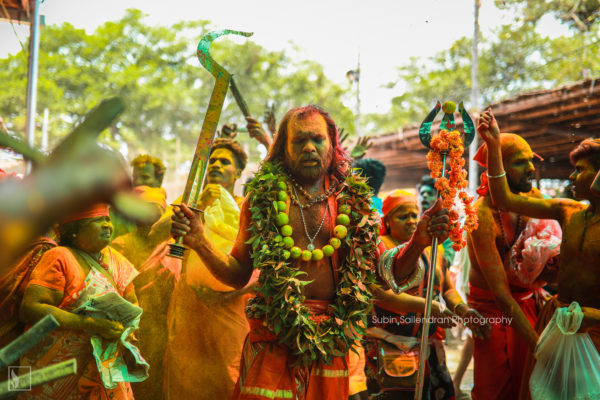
[558,211,600,306]
[287,202,336,300]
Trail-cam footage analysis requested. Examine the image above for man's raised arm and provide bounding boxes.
[478,110,563,220]
[171,203,253,289]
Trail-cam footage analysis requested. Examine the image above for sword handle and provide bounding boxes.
[168,241,186,259]
[167,206,203,259]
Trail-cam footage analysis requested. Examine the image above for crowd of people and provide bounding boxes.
[1,104,600,400]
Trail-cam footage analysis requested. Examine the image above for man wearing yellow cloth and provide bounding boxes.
[164,138,257,400]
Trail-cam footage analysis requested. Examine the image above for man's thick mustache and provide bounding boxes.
[299,156,321,163]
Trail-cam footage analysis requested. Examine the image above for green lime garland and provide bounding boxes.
[244,162,379,366]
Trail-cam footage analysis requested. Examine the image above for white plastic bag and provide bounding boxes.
[530,302,600,400]
[506,218,561,288]
[203,185,240,253]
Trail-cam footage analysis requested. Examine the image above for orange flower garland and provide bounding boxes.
[426,129,478,251]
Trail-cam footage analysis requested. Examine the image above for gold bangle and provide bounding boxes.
[486,171,506,179]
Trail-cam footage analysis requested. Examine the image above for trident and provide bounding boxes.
[168,29,253,258]
[414,101,475,400]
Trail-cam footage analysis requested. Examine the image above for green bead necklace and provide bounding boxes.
[274,180,350,262]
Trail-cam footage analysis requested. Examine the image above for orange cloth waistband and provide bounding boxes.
[469,284,535,303]
[248,299,333,343]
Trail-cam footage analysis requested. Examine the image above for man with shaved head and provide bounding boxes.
[466,129,548,400]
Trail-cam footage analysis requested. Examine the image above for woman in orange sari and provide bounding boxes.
[19,204,140,400]
[369,191,488,400]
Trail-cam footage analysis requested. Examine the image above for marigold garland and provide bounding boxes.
[426,129,479,251]
[244,162,379,366]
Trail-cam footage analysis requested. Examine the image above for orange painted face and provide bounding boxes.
[284,112,332,182]
[505,146,535,193]
[569,157,597,200]
[386,202,419,244]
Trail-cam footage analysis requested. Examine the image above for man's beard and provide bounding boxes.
[285,150,333,183]
[508,175,533,193]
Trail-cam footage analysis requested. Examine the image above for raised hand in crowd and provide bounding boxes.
[263,103,277,136]
[477,108,500,144]
[350,136,372,160]
[246,116,272,148]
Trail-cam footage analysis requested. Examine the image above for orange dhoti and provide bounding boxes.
[468,285,538,400]
[164,250,253,400]
[233,300,349,400]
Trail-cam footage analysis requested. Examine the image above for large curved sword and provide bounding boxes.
[169,29,253,258]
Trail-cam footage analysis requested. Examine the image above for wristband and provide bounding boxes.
[486,171,506,179]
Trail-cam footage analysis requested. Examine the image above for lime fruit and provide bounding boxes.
[277,201,287,212]
[338,204,351,215]
[442,100,456,114]
[322,245,335,257]
[280,225,293,237]
[330,237,342,249]
[336,214,350,226]
[275,213,289,226]
[290,246,302,259]
[334,225,348,239]
[283,236,294,249]
[312,249,324,261]
[301,250,312,261]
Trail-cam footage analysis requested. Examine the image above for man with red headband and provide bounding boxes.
[171,105,450,400]
[466,129,549,399]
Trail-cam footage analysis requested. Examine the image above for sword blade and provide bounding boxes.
[182,76,231,203]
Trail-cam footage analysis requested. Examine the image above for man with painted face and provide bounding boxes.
[478,110,600,400]
[164,138,256,400]
[197,138,246,208]
[131,155,166,189]
[109,155,167,241]
[467,114,554,399]
[171,105,450,400]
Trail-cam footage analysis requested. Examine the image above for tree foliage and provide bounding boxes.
[0,9,354,176]
[365,4,600,132]
[495,0,600,32]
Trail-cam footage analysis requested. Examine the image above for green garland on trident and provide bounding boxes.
[244,161,379,366]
